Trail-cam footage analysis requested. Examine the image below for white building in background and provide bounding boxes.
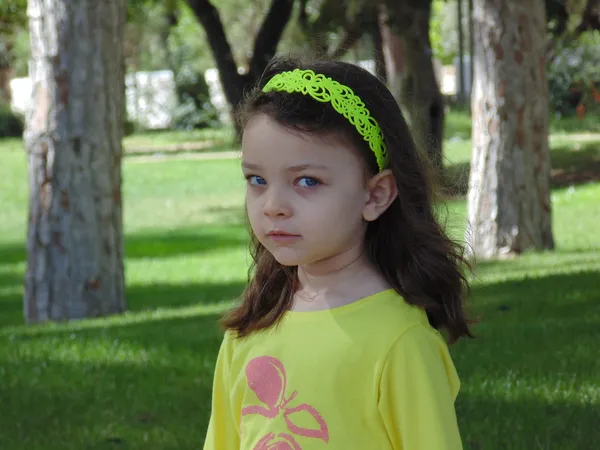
[11,70,179,130]
[10,68,229,129]
[357,58,460,97]
[10,60,461,129]
[125,70,177,129]
[205,68,231,125]
[9,77,31,116]
[10,70,177,129]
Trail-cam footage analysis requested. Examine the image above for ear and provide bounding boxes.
[362,169,398,222]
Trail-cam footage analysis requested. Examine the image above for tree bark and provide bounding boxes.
[380,4,404,88]
[383,0,445,168]
[467,0,554,259]
[186,0,294,129]
[373,5,387,82]
[24,0,127,322]
[0,67,12,103]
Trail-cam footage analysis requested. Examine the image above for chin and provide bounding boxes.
[267,247,310,267]
[271,252,303,267]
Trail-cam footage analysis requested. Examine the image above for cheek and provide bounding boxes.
[305,189,365,231]
[245,195,262,229]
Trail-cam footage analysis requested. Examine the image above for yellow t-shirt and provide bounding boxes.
[203,289,462,449]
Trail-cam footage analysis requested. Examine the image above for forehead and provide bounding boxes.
[241,114,364,170]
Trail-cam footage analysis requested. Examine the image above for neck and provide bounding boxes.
[293,243,390,311]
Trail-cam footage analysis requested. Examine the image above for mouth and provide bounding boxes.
[267,231,299,237]
[266,230,301,243]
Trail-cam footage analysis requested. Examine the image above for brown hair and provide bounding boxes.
[222,56,473,343]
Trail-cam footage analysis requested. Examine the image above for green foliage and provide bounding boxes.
[8,27,30,77]
[430,0,453,64]
[171,75,221,130]
[168,5,221,129]
[124,1,221,128]
[0,0,27,36]
[547,31,600,116]
[430,0,469,65]
[0,102,23,138]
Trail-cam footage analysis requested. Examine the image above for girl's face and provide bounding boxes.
[241,114,371,267]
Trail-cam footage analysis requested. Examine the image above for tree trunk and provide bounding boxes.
[576,0,600,34]
[383,0,445,168]
[0,67,12,103]
[24,0,127,322]
[467,0,554,259]
[373,5,387,82]
[186,0,294,133]
[380,4,405,100]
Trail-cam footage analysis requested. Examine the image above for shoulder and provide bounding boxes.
[386,323,450,362]
[361,289,432,339]
[380,323,461,399]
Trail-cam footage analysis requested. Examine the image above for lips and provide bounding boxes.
[266,230,301,244]
[267,230,299,237]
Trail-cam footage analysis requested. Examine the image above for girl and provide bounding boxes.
[203,56,472,450]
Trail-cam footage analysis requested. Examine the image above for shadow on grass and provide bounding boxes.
[1,266,599,448]
[456,394,599,450]
[0,271,24,325]
[0,225,248,266]
[124,226,247,259]
[0,275,245,328]
[469,269,600,321]
[126,280,245,313]
[454,269,600,449]
[2,269,599,449]
[0,312,223,450]
[442,140,600,196]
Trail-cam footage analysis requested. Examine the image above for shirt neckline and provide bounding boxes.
[284,288,397,321]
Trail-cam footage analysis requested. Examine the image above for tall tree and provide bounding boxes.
[382,0,445,168]
[185,0,294,126]
[467,0,554,258]
[25,0,127,322]
[298,0,443,166]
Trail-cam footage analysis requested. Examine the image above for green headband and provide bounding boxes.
[262,69,388,171]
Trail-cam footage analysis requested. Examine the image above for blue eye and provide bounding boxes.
[247,175,266,186]
[297,177,320,187]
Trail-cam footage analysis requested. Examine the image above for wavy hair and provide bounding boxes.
[222,56,473,343]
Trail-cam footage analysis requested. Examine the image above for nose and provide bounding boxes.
[263,187,292,218]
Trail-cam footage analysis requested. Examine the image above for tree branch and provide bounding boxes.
[327,4,374,60]
[298,0,309,29]
[575,0,600,34]
[249,0,295,78]
[185,0,243,107]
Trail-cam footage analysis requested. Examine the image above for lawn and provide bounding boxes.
[0,119,599,449]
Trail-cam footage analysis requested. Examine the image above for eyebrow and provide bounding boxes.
[241,162,330,172]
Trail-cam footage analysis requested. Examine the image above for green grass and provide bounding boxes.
[444,108,600,139]
[1,125,599,449]
[123,127,234,150]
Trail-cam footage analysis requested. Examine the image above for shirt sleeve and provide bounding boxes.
[203,332,240,450]
[378,324,463,450]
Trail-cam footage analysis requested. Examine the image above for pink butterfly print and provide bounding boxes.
[254,432,302,450]
[242,356,329,448]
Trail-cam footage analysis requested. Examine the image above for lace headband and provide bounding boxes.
[262,69,388,171]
